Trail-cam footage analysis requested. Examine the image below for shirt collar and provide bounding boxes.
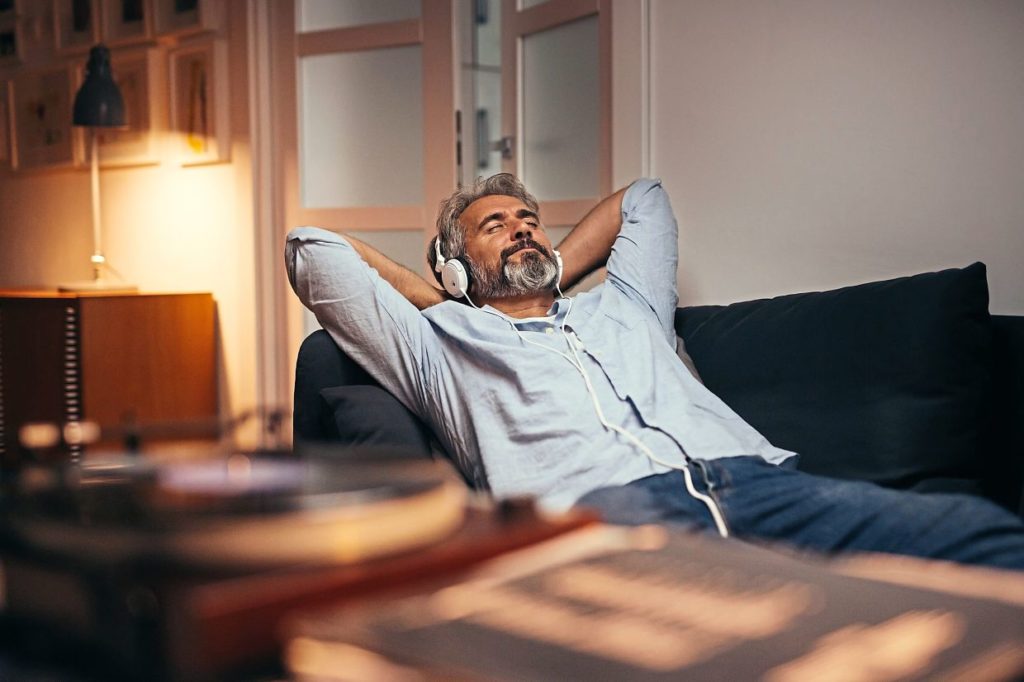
[481,296,571,330]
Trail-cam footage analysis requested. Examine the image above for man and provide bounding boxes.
[286,174,1024,570]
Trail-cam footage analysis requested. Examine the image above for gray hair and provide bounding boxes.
[427,173,539,287]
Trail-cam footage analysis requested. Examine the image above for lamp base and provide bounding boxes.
[58,279,138,293]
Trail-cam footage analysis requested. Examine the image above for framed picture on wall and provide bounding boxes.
[153,0,221,38]
[9,65,78,171]
[0,19,21,66]
[101,0,152,46]
[168,36,228,165]
[54,0,100,53]
[17,0,55,58]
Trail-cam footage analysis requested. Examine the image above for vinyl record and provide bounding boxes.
[6,454,467,568]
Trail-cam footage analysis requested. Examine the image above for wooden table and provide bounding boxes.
[0,290,217,466]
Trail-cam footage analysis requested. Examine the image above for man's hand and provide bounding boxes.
[343,233,449,310]
[556,185,629,291]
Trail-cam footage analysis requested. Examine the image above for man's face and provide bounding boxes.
[460,194,558,299]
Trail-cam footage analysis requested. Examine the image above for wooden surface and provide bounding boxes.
[0,289,195,298]
[0,298,70,466]
[78,294,217,437]
[0,503,598,680]
[0,291,217,464]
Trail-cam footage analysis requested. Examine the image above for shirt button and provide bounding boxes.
[545,327,554,335]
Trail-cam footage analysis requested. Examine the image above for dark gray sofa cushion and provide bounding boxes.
[674,263,993,495]
[319,385,432,456]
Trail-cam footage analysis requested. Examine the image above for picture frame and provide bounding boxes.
[9,65,79,171]
[168,36,228,165]
[0,19,21,66]
[101,0,152,46]
[74,46,161,167]
[152,0,221,38]
[17,0,55,58]
[54,0,100,54]
[0,79,11,167]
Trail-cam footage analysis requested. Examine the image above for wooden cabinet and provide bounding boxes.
[0,291,217,467]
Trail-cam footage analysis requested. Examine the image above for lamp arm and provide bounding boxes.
[89,128,105,281]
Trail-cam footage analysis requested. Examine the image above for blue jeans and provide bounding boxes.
[575,456,1024,570]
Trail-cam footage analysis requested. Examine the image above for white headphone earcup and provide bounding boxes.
[441,258,470,298]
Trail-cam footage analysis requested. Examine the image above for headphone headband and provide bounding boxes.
[433,236,445,273]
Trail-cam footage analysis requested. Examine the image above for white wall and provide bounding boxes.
[650,0,1024,314]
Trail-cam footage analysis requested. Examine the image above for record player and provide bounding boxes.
[0,449,596,681]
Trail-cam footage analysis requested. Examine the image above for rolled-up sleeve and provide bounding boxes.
[605,178,680,343]
[285,226,435,415]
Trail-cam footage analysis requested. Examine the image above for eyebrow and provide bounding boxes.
[477,208,540,231]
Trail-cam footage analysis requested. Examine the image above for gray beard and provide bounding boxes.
[469,250,558,300]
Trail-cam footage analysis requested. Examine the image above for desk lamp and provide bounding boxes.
[59,44,136,292]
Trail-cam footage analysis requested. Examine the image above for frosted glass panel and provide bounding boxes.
[474,0,500,68]
[473,68,503,180]
[300,47,423,207]
[348,230,427,274]
[298,0,420,32]
[521,16,599,201]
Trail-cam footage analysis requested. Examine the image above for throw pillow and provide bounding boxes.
[674,263,993,493]
[319,385,432,458]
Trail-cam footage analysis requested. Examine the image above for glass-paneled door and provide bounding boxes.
[501,0,611,227]
[274,0,457,348]
[459,0,611,254]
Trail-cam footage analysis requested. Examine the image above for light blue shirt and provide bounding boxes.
[286,179,794,510]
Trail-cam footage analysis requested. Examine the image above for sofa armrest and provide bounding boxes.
[988,315,1024,516]
[292,330,441,463]
[294,330,374,442]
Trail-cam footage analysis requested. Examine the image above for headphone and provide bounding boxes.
[434,237,563,300]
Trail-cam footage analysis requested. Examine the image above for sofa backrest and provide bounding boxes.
[294,265,1024,515]
[674,263,1021,513]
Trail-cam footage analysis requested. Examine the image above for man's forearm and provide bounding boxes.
[555,185,629,290]
[343,233,447,310]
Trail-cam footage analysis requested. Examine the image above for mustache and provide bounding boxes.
[501,239,550,262]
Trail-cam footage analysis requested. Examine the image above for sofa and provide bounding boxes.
[293,262,1024,519]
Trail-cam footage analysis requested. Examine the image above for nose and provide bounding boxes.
[512,222,533,241]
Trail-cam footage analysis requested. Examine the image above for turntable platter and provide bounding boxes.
[6,455,468,568]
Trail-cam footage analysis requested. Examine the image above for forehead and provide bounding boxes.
[460,194,534,229]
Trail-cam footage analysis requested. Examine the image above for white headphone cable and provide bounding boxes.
[458,268,730,538]
[507,296,730,538]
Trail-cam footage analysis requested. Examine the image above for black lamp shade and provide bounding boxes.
[73,44,125,127]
